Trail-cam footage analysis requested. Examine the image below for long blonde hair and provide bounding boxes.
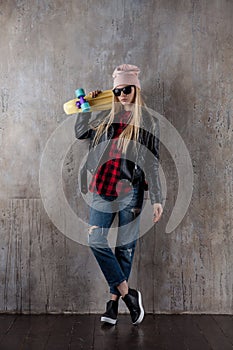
[93,87,144,153]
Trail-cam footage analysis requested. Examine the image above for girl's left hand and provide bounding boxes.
[153,203,163,223]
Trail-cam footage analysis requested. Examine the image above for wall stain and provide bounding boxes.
[1,88,9,113]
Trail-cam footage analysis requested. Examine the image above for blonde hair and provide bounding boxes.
[93,87,144,153]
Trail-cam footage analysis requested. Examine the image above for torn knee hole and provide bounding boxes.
[88,225,100,234]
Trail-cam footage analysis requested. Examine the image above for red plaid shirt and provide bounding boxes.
[89,111,132,196]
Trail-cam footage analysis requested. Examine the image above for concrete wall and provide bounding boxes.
[0,0,233,313]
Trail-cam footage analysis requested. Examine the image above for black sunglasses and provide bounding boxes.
[112,85,135,97]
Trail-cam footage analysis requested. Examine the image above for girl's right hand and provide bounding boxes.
[89,90,102,98]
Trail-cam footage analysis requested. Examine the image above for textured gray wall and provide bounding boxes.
[0,0,233,314]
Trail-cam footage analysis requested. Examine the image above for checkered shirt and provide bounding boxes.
[89,111,132,196]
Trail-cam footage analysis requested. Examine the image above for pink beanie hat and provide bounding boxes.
[112,64,141,89]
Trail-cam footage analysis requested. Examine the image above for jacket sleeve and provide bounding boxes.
[144,121,164,205]
[74,112,92,140]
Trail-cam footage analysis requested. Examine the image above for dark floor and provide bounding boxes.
[0,314,233,350]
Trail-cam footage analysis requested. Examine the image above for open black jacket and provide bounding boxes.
[75,109,163,205]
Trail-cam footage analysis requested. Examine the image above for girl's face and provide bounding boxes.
[114,85,136,106]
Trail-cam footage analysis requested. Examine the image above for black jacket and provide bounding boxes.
[75,109,163,204]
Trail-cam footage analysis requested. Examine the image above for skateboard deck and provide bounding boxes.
[63,89,113,115]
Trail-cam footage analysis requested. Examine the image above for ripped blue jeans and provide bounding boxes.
[88,184,144,296]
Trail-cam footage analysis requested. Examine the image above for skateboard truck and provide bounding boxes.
[75,88,91,112]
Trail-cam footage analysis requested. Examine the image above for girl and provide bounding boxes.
[75,64,163,325]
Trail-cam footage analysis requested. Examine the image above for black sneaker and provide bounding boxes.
[100,300,119,325]
[122,288,144,325]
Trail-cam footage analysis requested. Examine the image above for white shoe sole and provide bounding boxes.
[133,290,144,325]
[101,316,117,325]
